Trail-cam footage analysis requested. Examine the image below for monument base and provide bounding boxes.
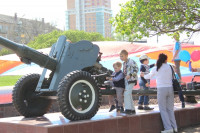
[0,103,200,133]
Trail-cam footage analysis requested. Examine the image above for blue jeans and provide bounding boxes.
[138,80,150,105]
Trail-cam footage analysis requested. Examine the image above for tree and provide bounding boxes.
[111,0,200,40]
[27,30,107,49]
[0,30,111,56]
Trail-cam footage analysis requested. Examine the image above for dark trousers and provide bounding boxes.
[178,90,184,103]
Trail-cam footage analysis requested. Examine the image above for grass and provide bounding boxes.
[0,75,22,87]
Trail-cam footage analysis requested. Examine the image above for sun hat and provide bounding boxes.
[139,54,150,61]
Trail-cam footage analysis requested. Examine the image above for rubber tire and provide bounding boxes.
[12,74,52,117]
[57,71,101,121]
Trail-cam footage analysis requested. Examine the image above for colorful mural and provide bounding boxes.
[1,42,200,89]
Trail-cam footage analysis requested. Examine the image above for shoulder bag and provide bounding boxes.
[169,65,182,91]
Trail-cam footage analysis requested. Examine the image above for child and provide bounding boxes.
[107,62,125,112]
[120,49,138,115]
[138,54,154,110]
[172,65,185,108]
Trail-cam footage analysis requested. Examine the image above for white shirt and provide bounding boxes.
[144,63,173,88]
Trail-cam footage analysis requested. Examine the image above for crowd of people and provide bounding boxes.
[106,33,187,133]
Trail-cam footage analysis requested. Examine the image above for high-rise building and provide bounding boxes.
[66,0,112,38]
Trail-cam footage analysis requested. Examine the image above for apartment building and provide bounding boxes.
[66,0,112,38]
[0,13,57,44]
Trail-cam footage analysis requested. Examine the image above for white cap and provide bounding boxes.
[139,54,150,61]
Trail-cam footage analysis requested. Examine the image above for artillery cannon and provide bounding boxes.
[1,35,200,121]
[0,35,112,121]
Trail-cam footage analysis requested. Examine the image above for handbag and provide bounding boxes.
[169,65,182,91]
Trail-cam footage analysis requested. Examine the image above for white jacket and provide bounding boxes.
[144,63,173,88]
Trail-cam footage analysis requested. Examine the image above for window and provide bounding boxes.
[0,25,8,33]
[0,25,2,31]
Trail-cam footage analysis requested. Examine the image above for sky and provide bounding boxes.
[1,0,198,44]
[0,0,129,30]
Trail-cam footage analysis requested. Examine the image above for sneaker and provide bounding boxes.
[109,105,116,112]
[161,129,173,133]
[117,106,124,112]
[182,102,185,108]
[174,128,178,133]
[143,106,154,110]
[122,109,136,115]
[120,107,124,112]
[114,99,118,108]
[138,105,144,110]
[131,110,136,114]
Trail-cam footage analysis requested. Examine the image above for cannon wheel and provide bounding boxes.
[57,71,101,121]
[12,74,52,117]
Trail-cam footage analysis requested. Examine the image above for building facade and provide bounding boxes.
[0,13,57,44]
[66,0,112,38]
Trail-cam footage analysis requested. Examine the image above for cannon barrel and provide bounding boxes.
[0,36,57,71]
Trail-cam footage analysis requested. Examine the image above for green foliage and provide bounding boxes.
[104,37,115,41]
[28,30,63,49]
[0,30,114,56]
[0,75,22,87]
[167,31,180,40]
[114,33,125,41]
[28,30,108,49]
[0,48,13,56]
[113,32,136,41]
[111,0,200,40]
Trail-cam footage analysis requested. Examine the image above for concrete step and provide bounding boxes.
[0,103,199,133]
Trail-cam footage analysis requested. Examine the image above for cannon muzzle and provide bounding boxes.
[0,36,57,71]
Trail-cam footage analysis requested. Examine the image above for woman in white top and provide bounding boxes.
[141,53,177,133]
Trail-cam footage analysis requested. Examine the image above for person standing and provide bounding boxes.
[107,62,125,113]
[173,33,197,103]
[141,53,177,133]
[172,32,182,80]
[120,50,138,115]
[138,54,154,110]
